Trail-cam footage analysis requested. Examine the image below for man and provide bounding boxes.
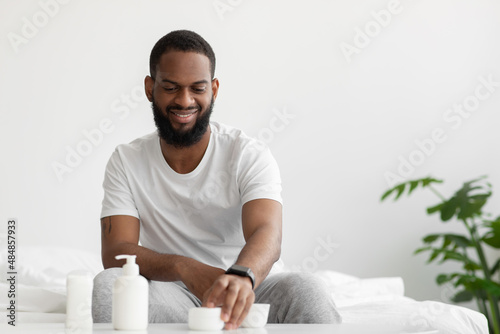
[92,30,341,329]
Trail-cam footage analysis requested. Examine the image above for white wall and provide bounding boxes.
[2,0,500,305]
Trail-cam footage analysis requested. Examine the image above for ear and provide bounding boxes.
[144,75,154,102]
[211,78,219,100]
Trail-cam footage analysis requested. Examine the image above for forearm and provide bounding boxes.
[234,224,281,288]
[102,241,188,282]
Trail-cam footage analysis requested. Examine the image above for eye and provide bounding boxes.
[162,86,177,92]
[192,86,206,93]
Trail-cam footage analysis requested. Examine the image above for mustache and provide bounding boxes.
[166,104,200,113]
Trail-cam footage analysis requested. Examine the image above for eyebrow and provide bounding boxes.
[161,79,209,85]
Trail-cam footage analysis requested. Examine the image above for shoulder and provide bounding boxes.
[210,121,265,151]
[210,122,278,172]
[107,132,158,168]
[114,131,158,155]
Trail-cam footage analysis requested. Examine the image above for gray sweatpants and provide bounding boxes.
[92,268,342,324]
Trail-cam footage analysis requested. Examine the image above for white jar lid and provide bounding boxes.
[241,303,270,328]
[188,307,224,331]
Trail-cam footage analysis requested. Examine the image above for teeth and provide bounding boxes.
[174,112,195,118]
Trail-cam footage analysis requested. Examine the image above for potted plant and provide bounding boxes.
[381,176,500,334]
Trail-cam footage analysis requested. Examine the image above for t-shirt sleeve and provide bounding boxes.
[100,149,140,219]
[238,142,282,205]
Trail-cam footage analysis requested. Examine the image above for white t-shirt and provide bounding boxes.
[101,121,283,271]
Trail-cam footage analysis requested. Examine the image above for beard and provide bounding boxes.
[152,96,214,148]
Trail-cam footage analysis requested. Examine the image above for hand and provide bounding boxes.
[179,260,225,301]
[202,274,255,330]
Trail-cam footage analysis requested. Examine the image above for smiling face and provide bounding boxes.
[145,51,219,148]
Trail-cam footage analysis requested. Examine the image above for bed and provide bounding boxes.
[0,246,488,333]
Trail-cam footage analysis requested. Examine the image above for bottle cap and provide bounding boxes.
[115,254,139,276]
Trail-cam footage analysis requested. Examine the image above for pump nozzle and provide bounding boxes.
[115,254,139,276]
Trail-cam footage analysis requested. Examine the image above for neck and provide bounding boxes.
[159,126,211,174]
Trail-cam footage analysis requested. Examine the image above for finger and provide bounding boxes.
[221,280,240,323]
[203,287,226,308]
[201,288,214,307]
[204,276,229,310]
[228,296,246,327]
[232,290,255,329]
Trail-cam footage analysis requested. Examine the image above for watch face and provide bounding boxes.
[230,265,250,274]
[226,265,255,289]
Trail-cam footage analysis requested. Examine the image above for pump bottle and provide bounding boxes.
[112,254,148,330]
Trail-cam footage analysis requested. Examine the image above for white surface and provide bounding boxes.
[0,323,439,334]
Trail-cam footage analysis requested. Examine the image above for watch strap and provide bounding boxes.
[225,264,255,289]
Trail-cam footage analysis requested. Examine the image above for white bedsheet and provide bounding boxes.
[314,270,487,333]
[0,247,489,333]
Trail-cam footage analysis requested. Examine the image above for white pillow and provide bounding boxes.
[0,283,66,313]
[0,246,102,314]
[0,246,102,289]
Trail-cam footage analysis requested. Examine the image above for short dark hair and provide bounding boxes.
[149,30,216,80]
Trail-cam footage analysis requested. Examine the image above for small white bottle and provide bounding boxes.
[66,270,93,330]
[112,254,149,330]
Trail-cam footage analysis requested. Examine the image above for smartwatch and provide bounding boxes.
[225,264,255,289]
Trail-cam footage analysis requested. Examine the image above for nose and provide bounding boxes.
[174,88,195,109]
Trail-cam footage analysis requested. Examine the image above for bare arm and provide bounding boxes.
[100,215,225,298]
[203,198,282,329]
[236,198,283,286]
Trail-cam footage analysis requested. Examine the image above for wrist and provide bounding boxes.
[225,264,255,289]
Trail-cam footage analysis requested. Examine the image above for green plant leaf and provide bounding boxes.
[440,197,458,221]
[408,180,419,195]
[422,177,444,186]
[380,188,394,201]
[468,278,500,297]
[451,289,474,303]
[442,237,452,249]
[482,220,500,248]
[380,183,406,202]
[427,249,440,263]
[427,203,443,215]
[423,248,469,265]
[394,184,406,200]
[441,251,467,263]
[458,194,490,220]
[436,273,453,285]
[463,262,482,272]
[454,275,500,297]
[443,234,471,248]
[453,176,491,220]
[422,234,440,244]
[380,177,443,201]
[414,246,432,255]
[490,259,500,276]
